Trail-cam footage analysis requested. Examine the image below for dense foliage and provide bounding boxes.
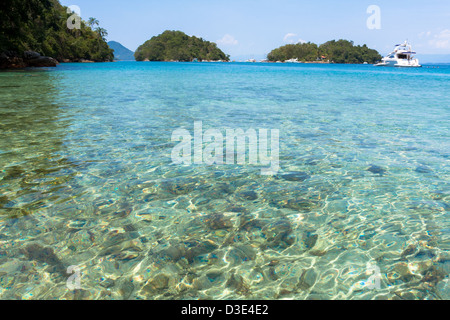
[0,0,113,62]
[135,30,230,62]
[268,40,382,64]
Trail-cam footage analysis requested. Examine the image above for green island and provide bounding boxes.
[135,30,230,62]
[0,0,113,68]
[268,40,382,64]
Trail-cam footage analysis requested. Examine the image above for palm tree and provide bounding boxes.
[88,17,99,29]
[95,27,108,40]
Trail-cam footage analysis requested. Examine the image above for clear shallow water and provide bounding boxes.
[0,62,449,300]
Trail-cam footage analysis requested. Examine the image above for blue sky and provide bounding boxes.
[61,0,450,59]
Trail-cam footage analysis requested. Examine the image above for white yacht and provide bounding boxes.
[375,41,421,67]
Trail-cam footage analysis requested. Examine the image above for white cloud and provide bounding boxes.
[283,33,297,42]
[429,29,450,49]
[217,34,238,46]
[419,29,450,50]
[283,33,307,44]
[418,31,431,38]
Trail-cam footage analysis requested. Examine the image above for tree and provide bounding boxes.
[95,27,108,40]
[88,17,99,28]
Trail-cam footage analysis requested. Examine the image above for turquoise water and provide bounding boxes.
[0,61,449,300]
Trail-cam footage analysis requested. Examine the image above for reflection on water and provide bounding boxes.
[0,71,80,219]
[0,62,449,300]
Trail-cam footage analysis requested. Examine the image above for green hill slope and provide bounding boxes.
[135,30,230,62]
[0,0,113,68]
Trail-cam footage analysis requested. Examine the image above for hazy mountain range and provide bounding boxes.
[108,41,135,61]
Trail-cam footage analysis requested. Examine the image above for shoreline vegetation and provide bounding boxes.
[267,40,382,64]
[0,0,113,69]
[1,1,383,68]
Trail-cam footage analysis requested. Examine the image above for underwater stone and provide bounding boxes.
[185,240,218,263]
[237,191,258,201]
[304,232,319,250]
[262,220,292,241]
[226,244,257,265]
[226,272,250,296]
[0,196,9,207]
[3,166,25,180]
[298,268,317,290]
[157,244,186,262]
[280,172,311,182]
[99,278,115,289]
[401,244,417,258]
[415,166,433,174]
[261,219,295,248]
[207,183,236,199]
[421,265,447,285]
[392,262,416,282]
[22,243,65,276]
[204,213,234,230]
[161,177,199,195]
[270,198,317,211]
[143,274,170,293]
[119,280,134,299]
[367,165,387,175]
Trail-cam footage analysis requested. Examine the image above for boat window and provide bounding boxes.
[388,54,395,58]
[398,54,407,59]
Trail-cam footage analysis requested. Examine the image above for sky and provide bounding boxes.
[61,0,450,60]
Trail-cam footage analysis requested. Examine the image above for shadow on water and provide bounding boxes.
[0,70,79,219]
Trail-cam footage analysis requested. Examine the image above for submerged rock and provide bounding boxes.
[280,172,311,182]
[237,191,258,201]
[204,213,234,230]
[160,177,199,195]
[298,268,317,290]
[261,219,295,248]
[22,243,66,276]
[269,198,318,211]
[143,274,170,293]
[3,166,25,180]
[185,240,218,263]
[226,244,257,265]
[119,280,135,299]
[401,244,417,259]
[367,165,387,175]
[303,232,319,250]
[226,272,250,296]
[0,196,9,207]
[415,166,433,174]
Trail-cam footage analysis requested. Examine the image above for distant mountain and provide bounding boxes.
[108,41,135,61]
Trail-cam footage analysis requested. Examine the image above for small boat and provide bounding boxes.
[375,41,421,67]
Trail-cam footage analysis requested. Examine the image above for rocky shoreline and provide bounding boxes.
[0,51,59,69]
